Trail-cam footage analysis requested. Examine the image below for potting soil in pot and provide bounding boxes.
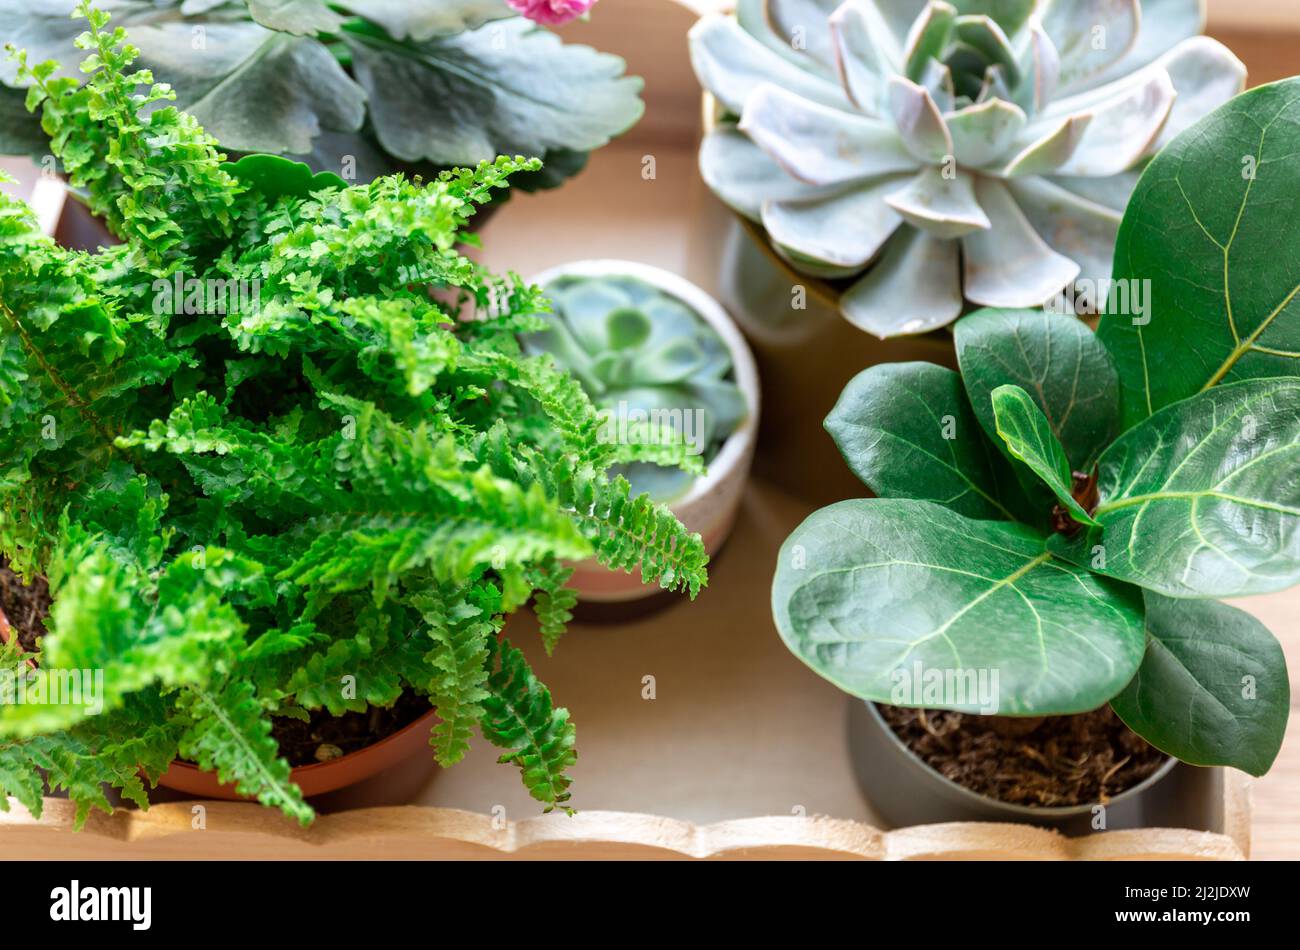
[880,704,1167,807]
[271,692,433,767]
[0,556,49,654]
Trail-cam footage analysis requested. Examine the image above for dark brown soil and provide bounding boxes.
[0,556,50,654]
[0,557,430,767]
[880,704,1167,808]
[272,692,433,767]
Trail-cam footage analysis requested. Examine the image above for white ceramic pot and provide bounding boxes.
[530,259,761,603]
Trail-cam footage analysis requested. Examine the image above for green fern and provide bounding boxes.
[480,639,577,812]
[177,681,313,826]
[0,3,708,825]
[532,564,578,656]
[414,592,494,767]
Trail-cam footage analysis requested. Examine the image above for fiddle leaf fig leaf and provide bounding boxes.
[1049,377,1300,598]
[991,384,1099,527]
[1099,77,1300,429]
[771,499,1147,715]
[955,307,1121,470]
[825,362,1016,520]
[344,18,644,166]
[1112,593,1289,777]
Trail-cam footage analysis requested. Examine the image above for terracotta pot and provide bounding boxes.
[156,707,438,800]
[1,601,436,800]
[531,259,761,604]
[845,699,1213,834]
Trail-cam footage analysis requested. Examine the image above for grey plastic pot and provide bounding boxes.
[848,699,1222,835]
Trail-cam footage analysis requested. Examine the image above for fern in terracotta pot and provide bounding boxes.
[0,4,706,827]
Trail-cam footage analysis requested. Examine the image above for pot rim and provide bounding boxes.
[163,705,438,781]
[528,258,761,509]
[0,601,436,787]
[864,700,1179,818]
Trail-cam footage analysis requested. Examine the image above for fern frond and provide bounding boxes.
[531,564,577,656]
[413,592,494,767]
[279,397,591,601]
[13,3,244,264]
[540,457,709,598]
[480,638,576,812]
[0,700,178,830]
[0,535,250,737]
[177,680,313,825]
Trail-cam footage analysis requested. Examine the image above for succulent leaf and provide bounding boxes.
[523,275,747,502]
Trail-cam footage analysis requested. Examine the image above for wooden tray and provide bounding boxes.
[3,0,1297,860]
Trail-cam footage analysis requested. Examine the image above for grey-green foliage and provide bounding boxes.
[523,274,747,502]
[0,0,644,191]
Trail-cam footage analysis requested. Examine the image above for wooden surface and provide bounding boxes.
[0,798,1245,861]
[1,0,1298,860]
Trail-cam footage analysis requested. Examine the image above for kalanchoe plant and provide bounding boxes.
[690,0,1245,337]
[0,0,642,191]
[771,77,1300,778]
[0,5,706,827]
[523,274,747,502]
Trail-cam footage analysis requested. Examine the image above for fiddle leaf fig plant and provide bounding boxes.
[523,274,747,502]
[0,0,643,190]
[0,4,705,828]
[772,78,1300,777]
[691,0,1246,336]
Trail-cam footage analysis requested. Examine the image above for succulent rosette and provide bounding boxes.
[690,0,1245,337]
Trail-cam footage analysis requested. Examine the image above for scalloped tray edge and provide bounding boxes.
[2,786,1248,860]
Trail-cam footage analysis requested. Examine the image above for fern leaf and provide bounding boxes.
[480,639,576,812]
[531,564,577,656]
[178,681,313,825]
[0,723,171,829]
[415,593,493,767]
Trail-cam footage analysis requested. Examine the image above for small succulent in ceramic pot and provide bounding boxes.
[523,261,760,603]
[524,273,748,503]
[690,0,1246,337]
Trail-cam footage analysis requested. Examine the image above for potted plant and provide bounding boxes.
[688,0,1247,505]
[0,4,706,828]
[522,260,759,603]
[771,76,1298,831]
[0,0,639,189]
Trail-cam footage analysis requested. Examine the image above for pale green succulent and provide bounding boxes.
[691,0,1245,337]
[525,274,747,502]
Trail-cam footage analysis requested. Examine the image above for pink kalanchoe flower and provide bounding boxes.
[507,0,596,27]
